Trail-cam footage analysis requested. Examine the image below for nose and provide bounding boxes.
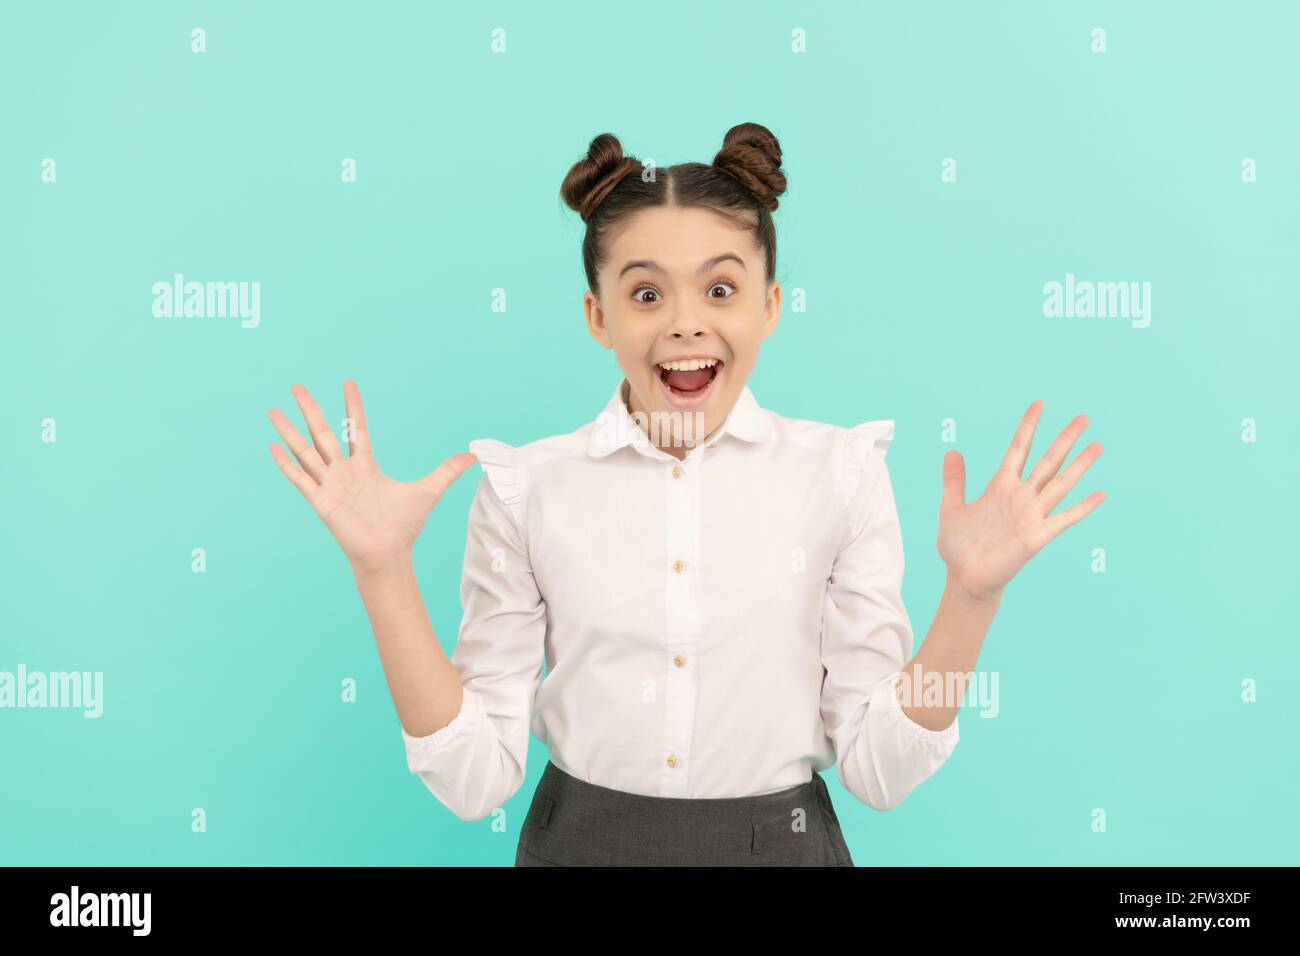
[666,308,709,341]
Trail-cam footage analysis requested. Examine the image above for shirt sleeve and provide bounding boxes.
[819,420,960,812]
[399,439,548,822]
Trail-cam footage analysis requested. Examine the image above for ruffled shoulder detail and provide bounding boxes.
[468,438,525,527]
[839,419,895,507]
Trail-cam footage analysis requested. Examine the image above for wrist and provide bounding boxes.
[351,550,415,583]
[944,572,1003,609]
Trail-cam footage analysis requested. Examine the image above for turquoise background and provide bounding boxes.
[2,1,1296,865]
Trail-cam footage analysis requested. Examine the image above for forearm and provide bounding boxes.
[354,554,464,738]
[895,575,1001,731]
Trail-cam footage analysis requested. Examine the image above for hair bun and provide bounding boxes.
[560,133,642,222]
[712,122,786,212]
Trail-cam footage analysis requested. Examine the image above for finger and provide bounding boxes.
[940,449,966,512]
[997,400,1045,480]
[291,383,346,465]
[269,442,324,509]
[1041,489,1106,542]
[418,451,480,501]
[1040,441,1103,513]
[342,379,372,458]
[1026,414,1089,492]
[268,407,327,483]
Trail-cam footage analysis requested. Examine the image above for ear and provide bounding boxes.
[584,289,613,348]
[760,279,782,340]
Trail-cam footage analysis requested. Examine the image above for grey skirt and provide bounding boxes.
[515,760,855,867]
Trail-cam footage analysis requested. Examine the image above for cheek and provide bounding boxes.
[618,326,659,357]
[717,312,763,351]
[612,334,656,368]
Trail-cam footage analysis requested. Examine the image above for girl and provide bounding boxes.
[266,122,1105,867]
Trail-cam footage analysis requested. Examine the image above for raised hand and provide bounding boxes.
[267,380,478,576]
[937,401,1105,602]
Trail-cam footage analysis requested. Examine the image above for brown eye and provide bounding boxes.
[708,280,737,299]
[632,286,661,304]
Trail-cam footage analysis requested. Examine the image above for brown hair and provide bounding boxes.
[559,122,787,296]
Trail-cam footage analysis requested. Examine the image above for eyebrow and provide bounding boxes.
[618,252,747,280]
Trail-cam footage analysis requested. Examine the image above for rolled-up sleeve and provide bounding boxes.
[819,421,959,812]
[400,440,547,822]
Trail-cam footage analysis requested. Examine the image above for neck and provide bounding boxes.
[624,381,724,459]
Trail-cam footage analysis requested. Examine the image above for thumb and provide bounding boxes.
[940,449,966,512]
[417,451,479,501]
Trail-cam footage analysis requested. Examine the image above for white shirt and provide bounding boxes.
[401,379,960,821]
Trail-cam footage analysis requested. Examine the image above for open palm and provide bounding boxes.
[267,380,477,575]
[938,401,1105,601]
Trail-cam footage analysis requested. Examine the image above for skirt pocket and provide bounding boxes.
[811,775,855,866]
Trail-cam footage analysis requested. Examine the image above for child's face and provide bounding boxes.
[585,205,781,452]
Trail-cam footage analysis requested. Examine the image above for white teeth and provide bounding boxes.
[657,358,720,372]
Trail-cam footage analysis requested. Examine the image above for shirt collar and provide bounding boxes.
[586,377,775,459]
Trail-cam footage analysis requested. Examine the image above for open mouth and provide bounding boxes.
[655,358,722,405]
